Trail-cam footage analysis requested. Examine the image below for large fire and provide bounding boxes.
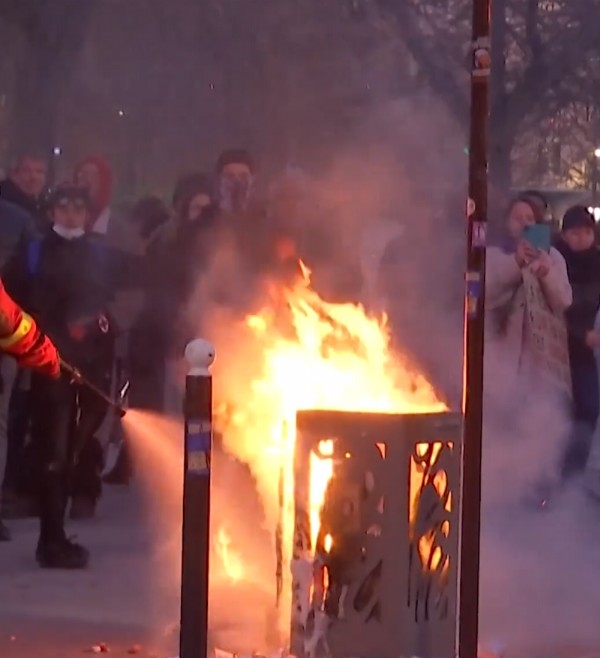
[210,262,446,637]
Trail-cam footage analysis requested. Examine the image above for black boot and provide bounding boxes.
[36,537,90,569]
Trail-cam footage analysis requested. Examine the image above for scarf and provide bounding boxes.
[53,224,86,240]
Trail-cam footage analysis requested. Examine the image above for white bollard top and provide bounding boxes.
[184,338,216,376]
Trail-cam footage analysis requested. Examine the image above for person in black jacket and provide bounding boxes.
[555,206,600,477]
[0,155,49,231]
[2,183,121,569]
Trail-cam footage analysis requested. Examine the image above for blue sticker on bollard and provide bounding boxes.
[187,419,211,475]
[188,431,211,453]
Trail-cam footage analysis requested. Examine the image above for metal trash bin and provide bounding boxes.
[289,410,462,658]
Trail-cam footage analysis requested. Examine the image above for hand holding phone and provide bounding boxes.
[523,223,551,252]
[516,240,537,268]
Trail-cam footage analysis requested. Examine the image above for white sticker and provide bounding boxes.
[472,37,491,78]
[467,197,476,217]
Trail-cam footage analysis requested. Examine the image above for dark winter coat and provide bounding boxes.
[2,229,127,384]
[0,199,35,268]
[555,240,600,366]
[0,178,48,230]
[136,209,218,360]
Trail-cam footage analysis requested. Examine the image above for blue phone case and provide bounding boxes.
[523,224,551,252]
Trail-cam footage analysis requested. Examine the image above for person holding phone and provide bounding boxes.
[488,195,571,317]
[484,195,573,507]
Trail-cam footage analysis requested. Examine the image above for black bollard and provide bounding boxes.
[180,338,216,658]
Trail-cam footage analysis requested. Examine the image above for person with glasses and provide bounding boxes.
[1,183,120,568]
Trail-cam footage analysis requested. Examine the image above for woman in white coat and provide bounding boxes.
[484,196,573,505]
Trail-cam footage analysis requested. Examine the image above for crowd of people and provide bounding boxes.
[0,148,298,567]
[0,147,599,571]
[485,193,600,504]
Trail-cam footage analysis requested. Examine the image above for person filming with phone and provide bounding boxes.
[484,196,573,507]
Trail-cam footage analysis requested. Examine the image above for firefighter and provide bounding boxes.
[0,279,61,540]
[0,278,60,376]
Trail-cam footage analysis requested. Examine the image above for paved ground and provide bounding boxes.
[3,464,600,658]
[0,441,277,658]
[0,485,179,658]
[479,487,600,657]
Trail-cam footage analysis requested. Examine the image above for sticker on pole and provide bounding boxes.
[467,197,476,218]
[187,419,211,476]
[465,271,481,318]
[472,37,491,79]
[472,221,486,248]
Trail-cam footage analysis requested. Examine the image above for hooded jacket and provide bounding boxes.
[73,156,113,230]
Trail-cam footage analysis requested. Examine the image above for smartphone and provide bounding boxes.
[523,223,551,252]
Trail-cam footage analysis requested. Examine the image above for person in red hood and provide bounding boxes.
[73,156,114,234]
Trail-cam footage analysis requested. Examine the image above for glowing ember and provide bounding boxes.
[216,527,245,583]
[409,442,452,573]
[211,262,446,633]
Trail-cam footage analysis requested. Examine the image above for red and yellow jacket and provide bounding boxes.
[0,279,60,378]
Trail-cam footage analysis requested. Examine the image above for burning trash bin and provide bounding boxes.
[287,410,462,658]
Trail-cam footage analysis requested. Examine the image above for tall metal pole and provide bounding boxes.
[180,339,216,658]
[458,0,491,656]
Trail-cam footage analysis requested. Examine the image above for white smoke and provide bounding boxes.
[178,90,600,656]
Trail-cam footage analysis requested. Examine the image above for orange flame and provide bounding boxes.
[211,261,445,634]
[215,527,245,583]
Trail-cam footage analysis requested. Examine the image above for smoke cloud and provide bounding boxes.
[132,90,598,658]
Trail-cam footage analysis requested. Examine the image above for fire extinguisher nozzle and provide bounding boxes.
[60,357,128,418]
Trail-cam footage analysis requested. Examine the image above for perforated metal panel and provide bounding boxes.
[289,410,462,658]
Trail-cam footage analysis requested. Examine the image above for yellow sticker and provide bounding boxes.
[188,452,208,473]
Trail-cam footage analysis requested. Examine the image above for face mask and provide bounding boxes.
[53,224,86,240]
[219,176,251,214]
